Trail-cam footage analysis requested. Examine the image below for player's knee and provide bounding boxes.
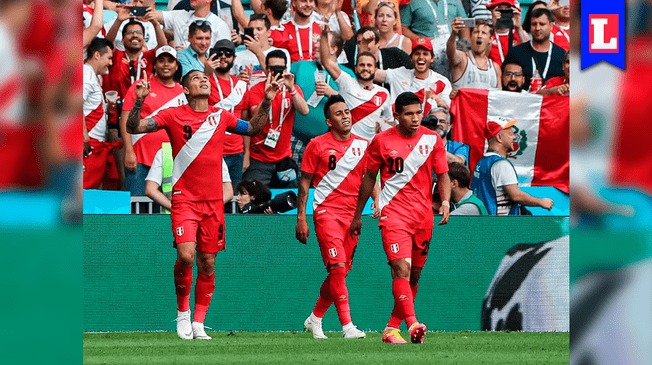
[177,251,195,267]
[390,260,411,279]
[197,254,216,275]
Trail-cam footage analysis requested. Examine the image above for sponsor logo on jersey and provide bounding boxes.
[329,149,337,155]
[390,243,399,253]
[176,226,184,236]
[328,248,338,257]
[511,125,528,157]
[390,150,398,156]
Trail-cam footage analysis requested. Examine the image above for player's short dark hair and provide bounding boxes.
[122,19,146,37]
[249,13,271,30]
[181,69,203,88]
[531,7,555,24]
[394,92,421,114]
[263,0,288,21]
[324,94,347,119]
[188,19,212,37]
[448,162,471,188]
[356,51,377,66]
[471,19,494,36]
[355,26,380,44]
[237,179,271,205]
[501,60,523,73]
[86,37,114,60]
[265,49,287,66]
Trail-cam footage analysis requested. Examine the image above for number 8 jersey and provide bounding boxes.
[365,126,448,230]
[301,133,369,216]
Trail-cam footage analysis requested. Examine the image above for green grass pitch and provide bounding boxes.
[83,331,568,364]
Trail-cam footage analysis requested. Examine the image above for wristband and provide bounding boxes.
[289,88,298,96]
[441,201,450,208]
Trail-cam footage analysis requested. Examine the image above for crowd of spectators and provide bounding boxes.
[82,0,569,216]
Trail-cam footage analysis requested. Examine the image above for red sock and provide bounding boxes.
[193,273,215,323]
[411,283,419,302]
[329,266,352,326]
[313,275,332,318]
[393,278,417,328]
[174,261,193,312]
[387,307,402,329]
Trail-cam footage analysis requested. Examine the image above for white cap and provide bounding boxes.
[155,45,177,59]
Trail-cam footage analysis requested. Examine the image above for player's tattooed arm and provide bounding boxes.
[125,99,159,134]
[296,172,313,245]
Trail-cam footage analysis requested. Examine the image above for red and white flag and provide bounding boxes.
[450,88,569,193]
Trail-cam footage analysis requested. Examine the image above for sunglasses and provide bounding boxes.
[213,49,234,57]
[193,19,212,27]
[377,1,396,8]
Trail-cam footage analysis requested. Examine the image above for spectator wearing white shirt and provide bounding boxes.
[152,0,230,49]
[310,0,353,41]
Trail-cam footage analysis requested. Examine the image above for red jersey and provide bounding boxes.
[541,75,568,90]
[208,74,248,154]
[153,105,240,202]
[104,49,156,101]
[83,63,107,141]
[244,83,304,163]
[365,126,448,229]
[302,133,369,215]
[489,31,521,66]
[550,23,570,51]
[272,19,321,62]
[123,76,186,166]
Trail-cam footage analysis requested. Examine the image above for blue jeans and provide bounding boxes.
[124,163,150,196]
[223,153,243,190]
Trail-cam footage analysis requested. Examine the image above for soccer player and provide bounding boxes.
[296,95,370,340]
[126,70,281,340]
[350,91,451,344]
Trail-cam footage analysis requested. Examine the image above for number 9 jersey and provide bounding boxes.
[365,126,448,230]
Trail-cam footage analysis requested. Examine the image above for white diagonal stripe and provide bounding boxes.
[312,139,368,210]
[377,134,438,211]
[132,92,187,145]
[215,80,247,111]
[172,109,223,187]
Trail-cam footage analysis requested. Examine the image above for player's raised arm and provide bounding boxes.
[240,73,281,136]
[126,72,159,134]
[319,24,342,80]
[350,168,378,237]
[296,172,313,244]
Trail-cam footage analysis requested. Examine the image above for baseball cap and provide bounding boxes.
[155,45,177,59]
[411,37,433,54]
[486,0,522,11]
[213,39,236,53]
[485,116,517,140]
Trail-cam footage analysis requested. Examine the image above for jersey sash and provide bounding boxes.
[312,138,367,210]
[131,92,187,145]
[171,109,223,187]
[377,134,437,211]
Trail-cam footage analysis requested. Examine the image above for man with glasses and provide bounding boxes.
[152,0,230,49]
[501,60,526,93]
[178,20,213,76]
[104,0,161,52]
[422,107,468,165]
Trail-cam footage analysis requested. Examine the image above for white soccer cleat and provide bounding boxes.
[304,314,328,339]
[192,321,212,340]
[176,310,193,340]
[342,323,366,339]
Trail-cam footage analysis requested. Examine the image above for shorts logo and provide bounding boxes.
[176,226,184,237]
[390,243,399,253]
[328,248,338,257]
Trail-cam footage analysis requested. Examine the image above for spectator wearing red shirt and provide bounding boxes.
[241,50,309,187]
[271,0,321,62]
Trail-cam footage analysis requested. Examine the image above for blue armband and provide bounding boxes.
[233,119,250,134]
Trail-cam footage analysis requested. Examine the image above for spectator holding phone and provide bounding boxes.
[486,0,525,67]
[447,17,500,89]
[104,0,161,51]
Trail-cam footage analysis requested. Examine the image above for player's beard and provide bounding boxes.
[355,70,375,82]
[216,61,234,73]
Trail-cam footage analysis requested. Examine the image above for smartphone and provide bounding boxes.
[559,0,569,6]
[243,27,255,40]
[130,6,148,17]
[460,18,476,28]
[498,8,514,19]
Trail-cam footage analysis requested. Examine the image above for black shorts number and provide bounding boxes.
[421,240,430,256]
[328,155,337,170]
[218,224,224,240]
[183,125,193,140]
[387,156,404,173]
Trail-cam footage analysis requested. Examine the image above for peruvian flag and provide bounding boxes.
[450,88,569,193]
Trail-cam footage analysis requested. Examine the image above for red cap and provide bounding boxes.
[485,116,518,140]
[411,37,433,54]
[486,0,521,10]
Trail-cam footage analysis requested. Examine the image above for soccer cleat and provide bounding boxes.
[192,321,212,340]
[409,322,427,344]
[342,324,366,339]
[176,310,193,340]
[382,328,408,344]
[304,315,328,339]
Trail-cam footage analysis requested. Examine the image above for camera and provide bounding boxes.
[496,8,514,30]
[241,191,297,214]
[421,115,439,130]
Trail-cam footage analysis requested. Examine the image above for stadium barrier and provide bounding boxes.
[84,215,568,332]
